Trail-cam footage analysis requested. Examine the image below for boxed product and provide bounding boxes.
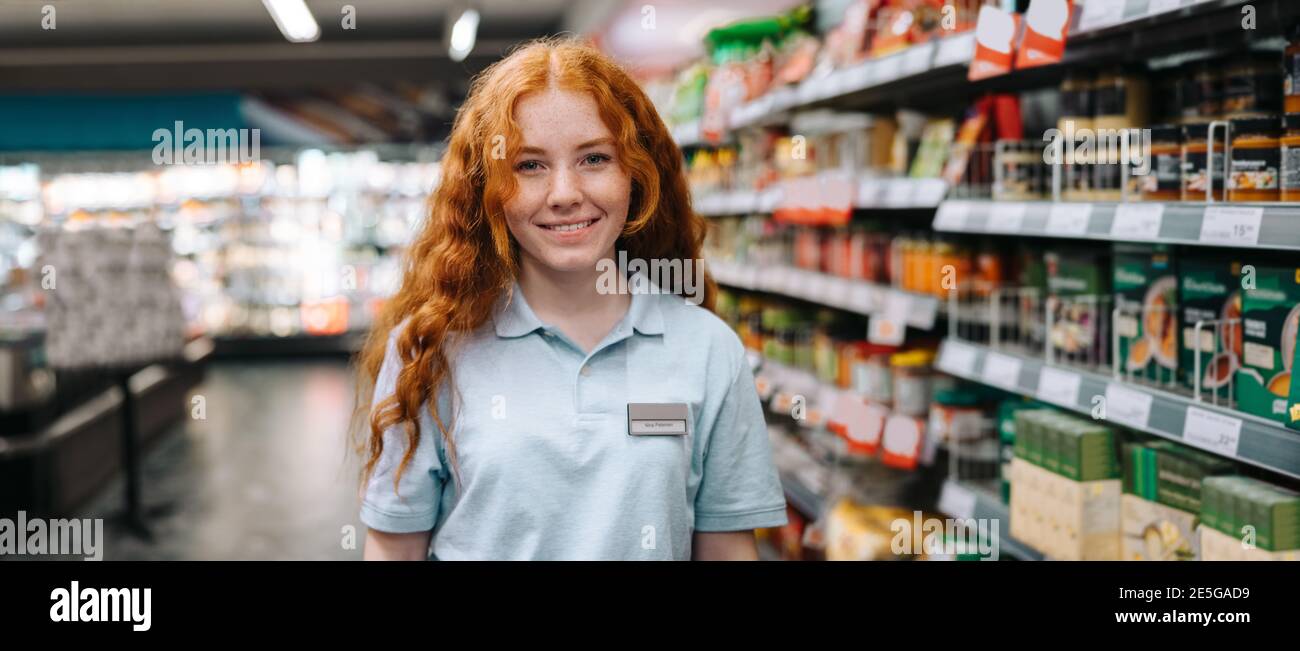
[1009,457,1121,560]
[1113,244,1178,385]
[1045,246,1112,365]
[1015,409,1120,482]
[1201,476,1300,551]
[1237,265,1300,423]
[1121,440,1235,514]
[1200,525,1300,561]
[1121,494,1199,561]
[1178,254,1243,398]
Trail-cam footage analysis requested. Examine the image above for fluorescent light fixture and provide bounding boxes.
[261,0,320,43]
[448,8,480,62]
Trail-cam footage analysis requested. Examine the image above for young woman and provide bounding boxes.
[353,38,786,560]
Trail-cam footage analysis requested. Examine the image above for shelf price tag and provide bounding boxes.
[1110,203,1164,240]
[939,481,977,520]
[1182,406,1242,459]
[1104,382,1154,430]
[868,292,910,345]
[884,179,913,207]
[981,352,1023,390]
[849,283,875,314]
[987,202,1027,233]
[938,340,978,377]
[1199,206,1263,246]
[1148,0,1183,16]
[1036,366,1082,408]
[933,201,970,231]
[901,42,935,76]
[1046,203,1092,236]
[914,178,947,206]
[934,32,976,67]
[873,53,902,84]
[1078,0,1126,31]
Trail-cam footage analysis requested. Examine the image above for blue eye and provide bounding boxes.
[515,160,542,172]
[583,153,610,165]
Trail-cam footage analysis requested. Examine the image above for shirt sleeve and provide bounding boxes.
[694,353,789,532]
[359,323,448,534]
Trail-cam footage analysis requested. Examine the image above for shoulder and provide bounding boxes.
[655,294,746,374]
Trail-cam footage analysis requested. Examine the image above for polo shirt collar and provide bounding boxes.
[493,273,664,339]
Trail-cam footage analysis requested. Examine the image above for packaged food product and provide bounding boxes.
[1140,125,1183,201]
[1009,457,1122,560]
[1045,247,1111,365]
[1201,476,1300,552]
[927,387,984,443]
[1237,265,1300,424]
[1223,52,1284,118]
[1281,113,1300,201]
[1121,440,1234,514]
[1287,22,1300,114]
[1113,244,1178,385]
[1177,254,1242,398]
[1120,494,1200,561]
[1181,122,1228,202]
[890,349,935,417]
[880,414,926,470]
[1228,115,1282,202]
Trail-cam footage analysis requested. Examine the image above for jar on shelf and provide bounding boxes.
[1224,52,1284,119]
[890,349,935,417]
[1228,115,1282,202]
[1281,113,1300,201]
[928,387,985,443]
[1181,123,1228,202]
[1141,125,1184,202]
[850,343,900,404]
[1287,23,1300,114]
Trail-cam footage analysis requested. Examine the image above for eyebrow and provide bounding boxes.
[518,138,614,155]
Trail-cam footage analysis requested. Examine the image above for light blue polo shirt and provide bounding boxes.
[359,275,788,560]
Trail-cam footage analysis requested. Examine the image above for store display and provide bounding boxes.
[1201,476,1300,552]
[1238,264,1300,424]
[1228,116,1283,202]
[1112,243,1177,386]
[1120,494,1200,561]
[1178,253,1242,399]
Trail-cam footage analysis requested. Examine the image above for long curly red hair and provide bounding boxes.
[352,37,717,493]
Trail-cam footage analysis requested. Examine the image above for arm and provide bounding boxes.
[363,528,432,561]
[691,530,759,561]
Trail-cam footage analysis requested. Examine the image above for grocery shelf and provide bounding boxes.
[694,175,947,216]
[938,479,1044,561]
[935,339,1300,480]
[709,259,939,330]
[781,470,825,520]
[931,200,1300,252]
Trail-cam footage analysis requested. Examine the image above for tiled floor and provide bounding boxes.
[79,358,368,560]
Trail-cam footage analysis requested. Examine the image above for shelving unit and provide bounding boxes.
[936,339,1300,480]
[938,478,1044,561]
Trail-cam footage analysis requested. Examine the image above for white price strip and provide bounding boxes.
[914,178,947,206]
[980,352,1023,390]
[1110,203,1165,240]
[1079,0,1126,31]
[1036,366,1082,407]
[901,42,934,76]
[884,179,913,206]
[1104,382,1154,429]
[939,481,977,520]
[938,341,978,376]
[987,202,1027,233]
[874,54,902,84]
[1148,0,1184,16]
[1199,206,1263,246]
[934,32,975,67]
[849,283,875,313]
[1182,406,1243,458]
[868,292,910,345]
[1046,203,1093,236]
[933,201,970,231]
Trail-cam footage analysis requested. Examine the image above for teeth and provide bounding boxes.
[546,219,594,232]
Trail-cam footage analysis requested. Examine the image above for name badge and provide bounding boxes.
[627,403,689,436]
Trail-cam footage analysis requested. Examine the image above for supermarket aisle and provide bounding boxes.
[80,359,365,561]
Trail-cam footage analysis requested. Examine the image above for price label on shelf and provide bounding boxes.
[843,62,874,91]
[1110,203,1165,240]
[914,178,947,206]
[1078,0,1126,31]
[1199,206,1263,246]
[901,42,935,77]
[938,481,977,520]
[1147,0,1184,16]
[868,292,910,345]
[1036,366,1082,408]
[856,176,883,207]
[1046,203,1093,236]
[933,201,970,231]
[934,32,976,67]
[1104,382,1154,430]
[1182,406,1242,459]
[981,352,1023,390]
[987,202,1027,233]
[849,283,875,314]
[938,341,978,377]
[873,53,902,84]
[884,179,913,207]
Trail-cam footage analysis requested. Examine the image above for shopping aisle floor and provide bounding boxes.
[80,358,368,560]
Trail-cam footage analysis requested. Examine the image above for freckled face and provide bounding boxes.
[503,87,632,274]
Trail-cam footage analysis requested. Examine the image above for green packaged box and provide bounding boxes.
[1122,440,1234,515]
[1202,476,1300,551]
[1177,254,1242,398]
[1045,247,1111,364]
[1113,244,1178,384]
[1237,265,1300,424]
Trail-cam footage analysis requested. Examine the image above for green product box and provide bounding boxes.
[1042,416,1061,475]
[1113,244,1178,385]
[1178,254,1242,398]
[1237,266,1300,424]
[1046,247,1112,364]
[1201,476,1224,533]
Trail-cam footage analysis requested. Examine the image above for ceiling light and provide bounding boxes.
[261,0,320,43]
[448,9,480,62]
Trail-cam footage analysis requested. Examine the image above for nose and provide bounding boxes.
[547,166,582,212]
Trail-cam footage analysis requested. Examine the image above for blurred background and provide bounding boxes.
[5,0,1300,563]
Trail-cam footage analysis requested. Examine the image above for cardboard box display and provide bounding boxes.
[1178,254,1242,399]
[1010,457,1121,560]
[1237,265,1300,424]
[1201,476,1300,552]
[1113,244,1178,385]
[1121,494,1199,561]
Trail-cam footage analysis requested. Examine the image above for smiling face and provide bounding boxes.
[503,86,632,277]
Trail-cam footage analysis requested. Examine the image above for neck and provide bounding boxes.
[517,249,629,321]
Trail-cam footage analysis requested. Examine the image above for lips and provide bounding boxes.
[538,216,599,233]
